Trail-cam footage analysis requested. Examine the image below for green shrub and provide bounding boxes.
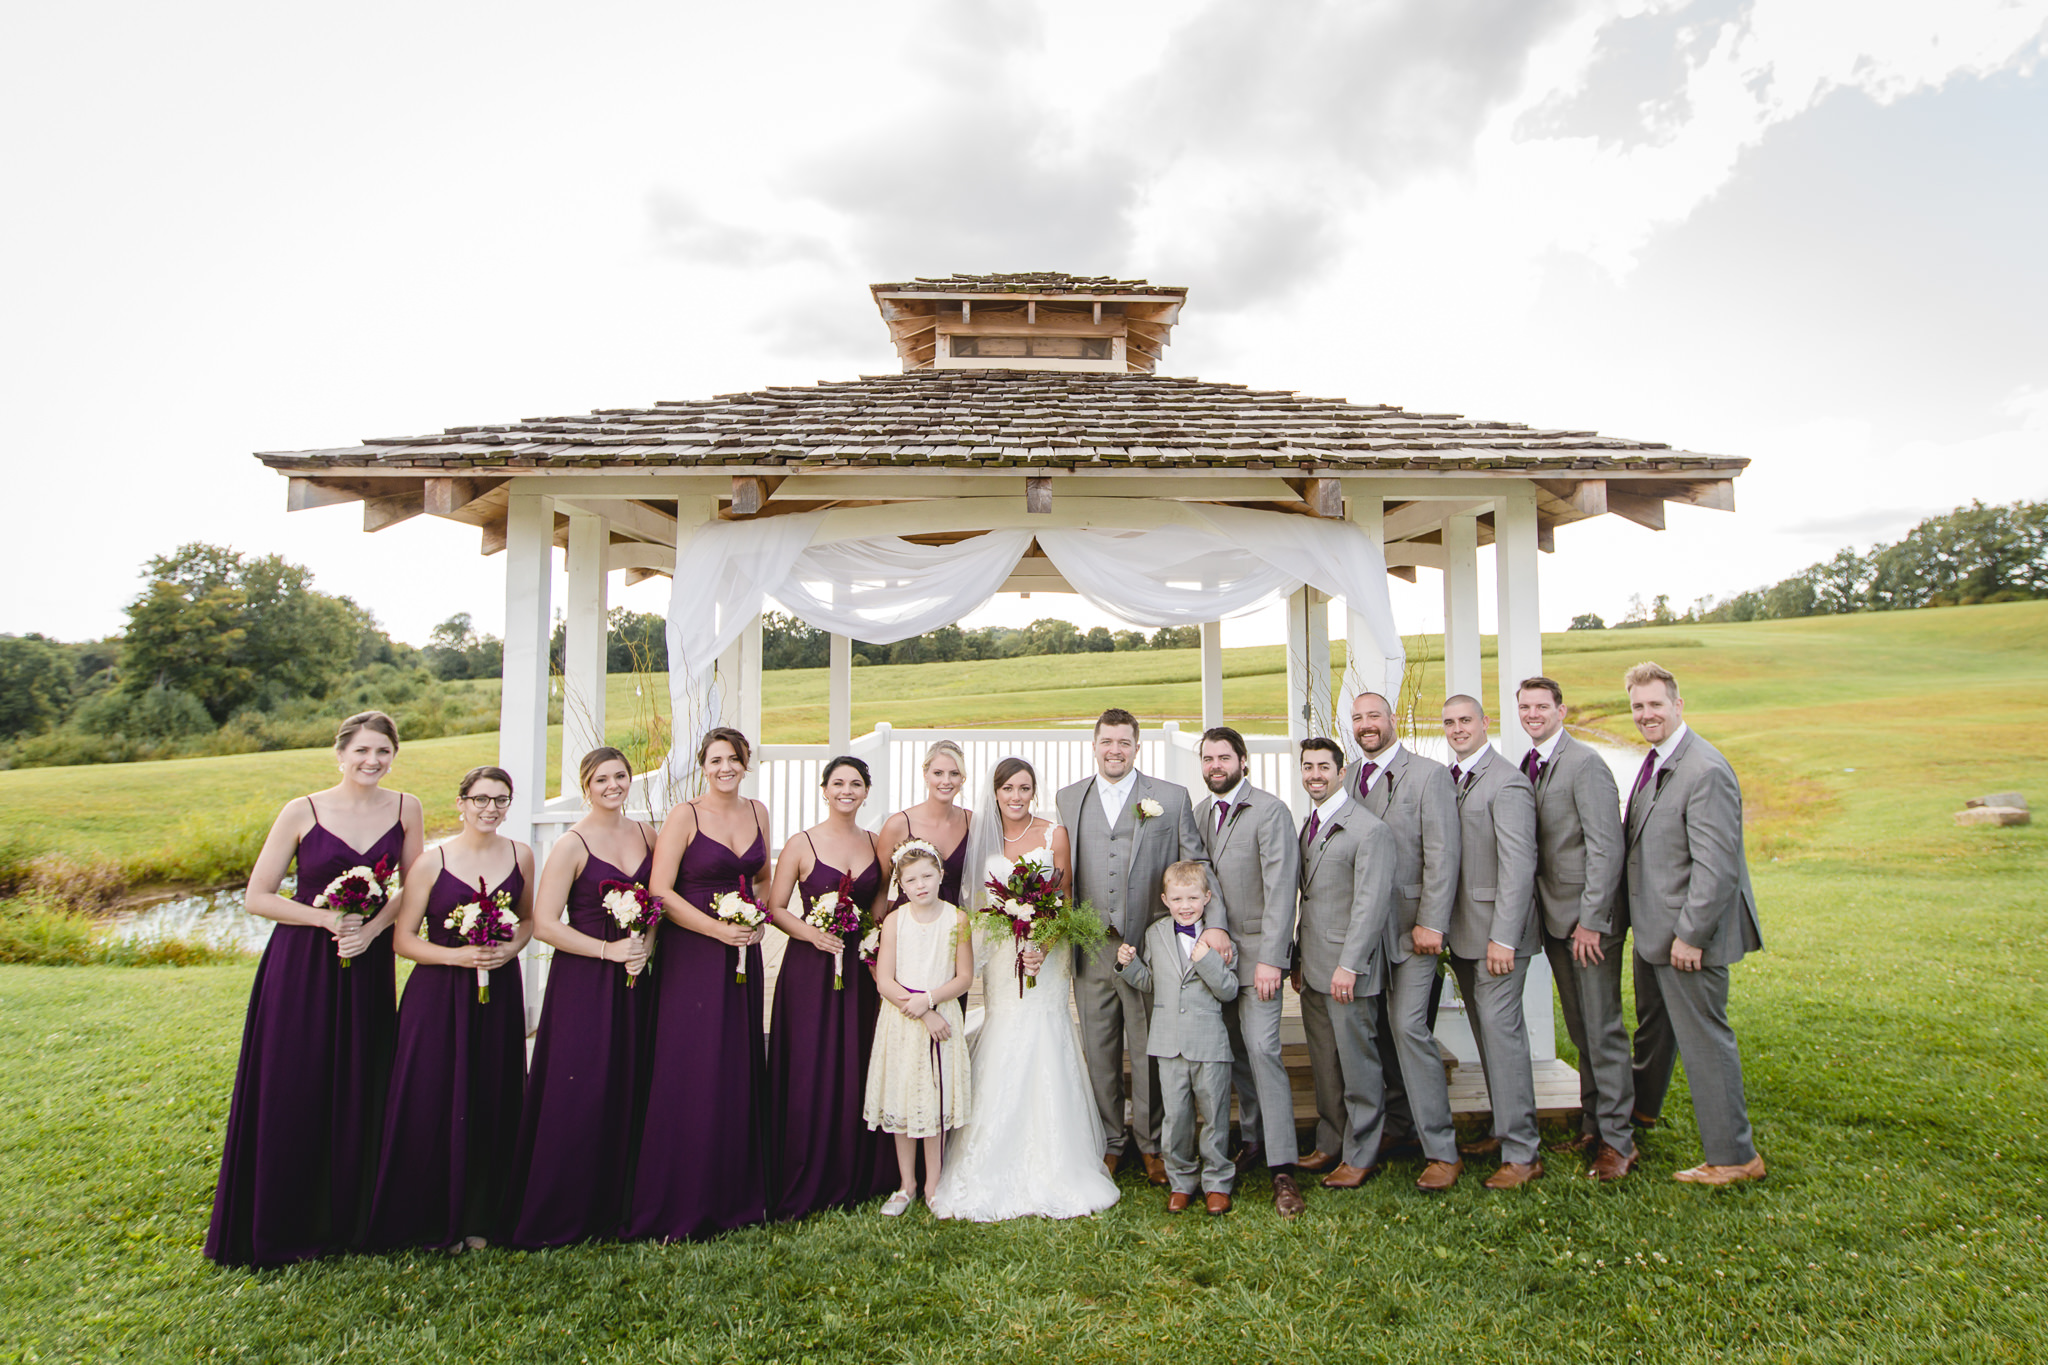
[23,854,126,913]
[0,896,99,965]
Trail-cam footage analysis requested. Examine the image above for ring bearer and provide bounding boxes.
[1116,861,1241,1215]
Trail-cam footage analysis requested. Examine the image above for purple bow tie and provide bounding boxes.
[1174,921,1198,937]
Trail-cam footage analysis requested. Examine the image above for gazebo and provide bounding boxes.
[255,270,1746,1100]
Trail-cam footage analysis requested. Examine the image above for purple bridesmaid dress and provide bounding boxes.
[626,819,769,1240]
[898,808,969,907]
[205,801,402,1265]
[504,833,655,1247]
[767,837,896,1220]
[365,857,527,1250]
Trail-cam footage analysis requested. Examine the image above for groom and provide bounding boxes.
[1058,708,1230,1186]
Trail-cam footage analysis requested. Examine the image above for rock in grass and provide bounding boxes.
[1954,806,2030,827]
[1965,791,2029,812]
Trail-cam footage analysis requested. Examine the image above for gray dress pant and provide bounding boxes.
[1632,956,1756,1166]
[1543,928,1635,1158]
[1446,954,1541,1166]
[1381,952,1459,1163]
[1075,940,1158,1155]
[1298,984,1387,1169]
[1159,1057,1234,1194]
[1223,986,1299,1165]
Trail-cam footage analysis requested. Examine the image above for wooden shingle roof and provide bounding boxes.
[255,369,1740,476]
[870,272,1186,298]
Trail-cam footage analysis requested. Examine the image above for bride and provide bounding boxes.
[927,757,1120,1221]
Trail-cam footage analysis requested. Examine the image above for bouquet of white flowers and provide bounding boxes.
[711,878,767,984]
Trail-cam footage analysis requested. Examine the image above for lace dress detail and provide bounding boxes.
[863,905,972,1140]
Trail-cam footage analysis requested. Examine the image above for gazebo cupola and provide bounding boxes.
[871,272,1186,373]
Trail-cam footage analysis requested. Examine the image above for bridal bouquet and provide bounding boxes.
[444,878,518,1004]
[857,917,883,971]
[312,857,401,969]
[600,880,663,988]
[710,877,767,984]
[974,851,1109,995]
[803,868,864,990]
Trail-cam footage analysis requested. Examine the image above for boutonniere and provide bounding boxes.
[1135,798,1164,824]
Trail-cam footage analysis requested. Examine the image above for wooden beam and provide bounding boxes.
[423,476,508,517]
[1383,497,1490,542]
[1386,564,1418,583]
[553,496,677,545]
[1607,492,1667,531]
[1537,516,1556,553]
[1533,479,1607,516]
[287,477,363,512]
[1305,477,1341,518]
[1025,476,1053,514]
[624,566,668,587]
[1618,478,1735,512]
[480,518,507,555]
[730,475,784,515]
[363,490,425,532]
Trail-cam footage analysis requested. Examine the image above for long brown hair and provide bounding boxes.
[334,710,400,752]
[578,746,632,791]
[697,726,753,770]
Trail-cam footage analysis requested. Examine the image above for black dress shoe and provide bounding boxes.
[1376,1138,1426,1164]
[1233,1143,1265,1176]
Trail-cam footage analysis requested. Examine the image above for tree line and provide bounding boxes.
[760,614,1199,669]
[1569,497,2046,630]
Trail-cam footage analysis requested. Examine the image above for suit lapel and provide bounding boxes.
[1627,732,1689,845]
[1538,734,1569,793]
[1211,786,1252,861]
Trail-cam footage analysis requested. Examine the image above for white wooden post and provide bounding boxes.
[829,633,852,753]
[1341,492,1391,755]
[1285,587,1312,747]
[1199,620,1223,729]
[1493,487,1542,764]
[1443,511,1482,700]
[1306,590,1331,735]
[498,492,554,840]
[560,510,609,802]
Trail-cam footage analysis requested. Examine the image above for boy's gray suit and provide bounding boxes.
[1441,746,1541,1166]
[1119,917,1240,1195]
[1357,744,1461,1163]
[1195,781,1300,1165]
[1528,731,1632,1157]
[1056,771,1225,1158]
[1624,728,1765,1166]
[1294,794,1397,1169]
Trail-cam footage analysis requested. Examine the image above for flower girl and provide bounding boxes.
[862,840,974,1215]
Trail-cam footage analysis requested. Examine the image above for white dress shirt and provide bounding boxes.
[1532,728,1565,765]
[1209,778,1248,832]
[1095,768,1139,829]
[1648,723,1691,777]
[1356,741,1400,793]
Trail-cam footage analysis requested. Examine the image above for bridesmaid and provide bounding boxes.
[765,756,897,1220]
[504,747,656,1248]
[874,739,973,913]
[206,710,424,1265]
[366,765,534,1252]
[627,726,772,1241]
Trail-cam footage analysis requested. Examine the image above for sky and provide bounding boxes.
[4,0,2044,651]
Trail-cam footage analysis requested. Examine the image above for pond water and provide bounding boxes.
[107,881,289,956]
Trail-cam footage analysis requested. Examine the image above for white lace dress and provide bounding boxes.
[927,843,1121,1222]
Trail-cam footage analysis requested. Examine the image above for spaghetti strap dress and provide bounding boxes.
[204,800,403,1265]
[767,835,896,1220]
[902,809,970,908]
[626,814,770,1240]
[505,832,656,1248]
[365,855,528,1249]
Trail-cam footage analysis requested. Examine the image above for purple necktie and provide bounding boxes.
[1449,764,1462,786]
[1520,749,1540,782]
[1305,809,1321,844]
[1631,750,1658,798]
[1215,801,1229,834]
[1355,761,1378,799]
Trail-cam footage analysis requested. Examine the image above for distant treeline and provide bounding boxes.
[761,614,1200,669]
[1571,498,2046,630]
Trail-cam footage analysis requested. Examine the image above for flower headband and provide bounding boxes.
[892,838,942,870]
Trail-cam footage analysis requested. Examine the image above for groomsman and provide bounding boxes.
[1344,691,1463,1192]
[1439,696,1543,1188]
[1192,726,1305,1216]
[1291,737,1397,1189]
[1516,676,1634,1181]
[1057,709,1229,1186]
[1622,662,1767,1185]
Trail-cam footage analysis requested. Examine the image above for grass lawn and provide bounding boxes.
[1,603,2044,1360]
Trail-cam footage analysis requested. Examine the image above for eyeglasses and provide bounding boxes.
[462,794,514,809]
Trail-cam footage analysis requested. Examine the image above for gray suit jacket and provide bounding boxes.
[1293,797,1395,996]
[1358,744,1460,962]
[1055,771,1224,941]
[1118,916,1239,1062]
[1196,782,1299,981]
[1531,732,1625,937]
[1445,747,1539,959]
[1623,729,1766,967]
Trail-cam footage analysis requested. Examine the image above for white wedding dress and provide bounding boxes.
[927,841,1121,1221]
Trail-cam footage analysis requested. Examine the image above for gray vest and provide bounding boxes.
[1073,785,1136,936]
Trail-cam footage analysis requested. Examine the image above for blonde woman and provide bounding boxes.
[875,739,973,912]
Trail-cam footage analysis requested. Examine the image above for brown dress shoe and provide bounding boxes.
[1166,1190,1193,1213]
[1233,1143,1264,1176]
[1320,1163,1382,1189]
[1205,1192,1232,1215]
[1104,1153,1121,1179]
[1272,1173,1306,1217]
[1483,1160,1544,1190]
[1295,1149,1338,1174]
[1552,1132,1597,1155]
[1142,1153,1170,1187]
[1674,1155,1766,1186]
[1588,1145,1639,1182]
[1458,1134,1502,1157]
[1415,1159,1462,1193]
[1631,1109,1659,1128]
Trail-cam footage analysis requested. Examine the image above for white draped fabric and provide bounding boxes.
[665,505,1404,781]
